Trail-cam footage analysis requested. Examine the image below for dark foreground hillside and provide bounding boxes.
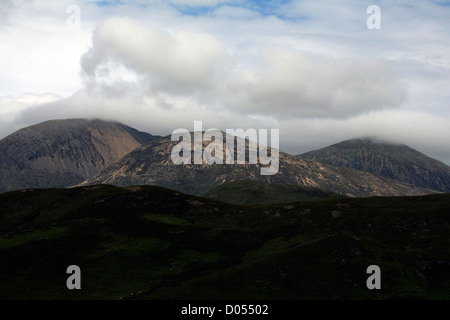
[0,184,450,300]
[202,180,344,204]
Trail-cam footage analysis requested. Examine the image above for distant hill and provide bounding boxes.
[0,119,159,193]
[202,180,343,205]
[80,134,435,197]
[301,138,450,193]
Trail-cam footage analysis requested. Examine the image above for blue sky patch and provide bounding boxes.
[93,0,124,7]
[165,0,297,20]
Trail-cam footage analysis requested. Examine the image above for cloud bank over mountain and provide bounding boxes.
[79,17,405,119]
[1,0,449,164]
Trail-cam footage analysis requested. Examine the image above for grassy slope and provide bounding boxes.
[0,185,450,300]
[201,180,344,205]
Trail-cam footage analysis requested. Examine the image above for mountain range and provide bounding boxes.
[0,119,449,198]
[79,133,435,197]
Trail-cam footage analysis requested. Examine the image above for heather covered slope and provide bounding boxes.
[0,185,450,300]
[201,179,343,204]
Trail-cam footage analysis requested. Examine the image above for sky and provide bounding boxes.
[1,0,450,164]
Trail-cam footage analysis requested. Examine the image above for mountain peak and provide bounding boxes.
[0,118,160,193]
[335,136,405,146]
[302,138,450,192]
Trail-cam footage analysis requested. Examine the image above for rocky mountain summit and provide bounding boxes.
[0,119,159,193]
[302,138,450,193]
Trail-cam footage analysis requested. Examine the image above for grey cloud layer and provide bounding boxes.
[81,18,228,95]
[80,18,406,119]
[227,47,406,118]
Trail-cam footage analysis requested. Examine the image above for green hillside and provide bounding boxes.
[202,180,343,204]
[1,185,450,300]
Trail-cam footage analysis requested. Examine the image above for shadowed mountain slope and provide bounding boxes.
[302,138,450,193]
[0,119,159,193]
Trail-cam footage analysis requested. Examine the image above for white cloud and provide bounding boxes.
[0,93,62,137]
[278,109,450,165]
[81,17,229,95]
[79,18,406,120]
[226,47,406,118]
[0,0,91,96]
